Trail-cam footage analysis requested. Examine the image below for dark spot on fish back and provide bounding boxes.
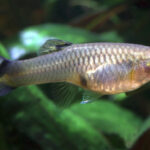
[80,75,87,87]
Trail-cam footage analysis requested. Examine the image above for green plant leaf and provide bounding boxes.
[67,100,142,148]
[0,42,10,58]
[1,94,142,150]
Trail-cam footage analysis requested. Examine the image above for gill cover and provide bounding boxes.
[38,39,72,55]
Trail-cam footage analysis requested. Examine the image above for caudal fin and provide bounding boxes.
[0,56,13,96]
[0,83,13,96]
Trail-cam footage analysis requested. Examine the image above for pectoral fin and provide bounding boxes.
[81,90,102,104]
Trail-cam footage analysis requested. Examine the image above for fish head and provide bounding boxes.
[132,59,150,86]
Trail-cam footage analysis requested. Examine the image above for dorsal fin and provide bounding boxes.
[38,39,72,55]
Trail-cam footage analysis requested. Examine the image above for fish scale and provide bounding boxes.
[1,42,150,95]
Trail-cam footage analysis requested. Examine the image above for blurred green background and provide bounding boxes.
[0,0,150,150]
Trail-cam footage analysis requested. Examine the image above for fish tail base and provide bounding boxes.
[0,56,13,96]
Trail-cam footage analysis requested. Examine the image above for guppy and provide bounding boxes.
[0,39,150,96]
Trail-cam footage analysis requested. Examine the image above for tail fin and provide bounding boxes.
[0,83,13,96]
[0,56,13,96]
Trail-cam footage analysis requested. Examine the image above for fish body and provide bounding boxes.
[1,41,150,95]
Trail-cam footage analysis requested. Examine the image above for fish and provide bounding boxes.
[0,39,150,96]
